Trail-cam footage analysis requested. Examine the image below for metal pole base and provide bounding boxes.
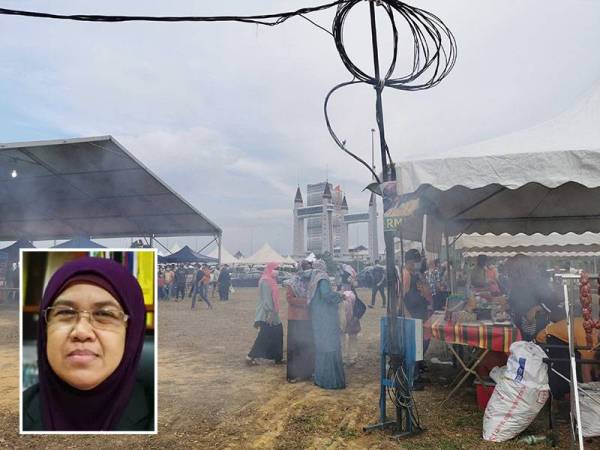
[364,422,425,439]
[363,421,397,432]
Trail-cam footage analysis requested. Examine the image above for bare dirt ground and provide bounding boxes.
[0,288,588,449]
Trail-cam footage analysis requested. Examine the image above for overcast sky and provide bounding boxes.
[2,1,600,255]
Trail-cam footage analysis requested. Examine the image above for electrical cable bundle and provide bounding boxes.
[324,0,457,183]
[0,2,345,26]
[386,364,422,430]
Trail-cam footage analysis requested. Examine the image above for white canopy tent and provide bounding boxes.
[387,81,600,246]
[283,255,296,265]
[389,149,600,249]
[243,243,287,265]
[208,247,238,265]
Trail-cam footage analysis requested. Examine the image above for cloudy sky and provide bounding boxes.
[1,0,600,255]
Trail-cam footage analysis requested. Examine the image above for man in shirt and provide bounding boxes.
[401,249,432,390]
[164,266,175,300]
[369,262,386,308]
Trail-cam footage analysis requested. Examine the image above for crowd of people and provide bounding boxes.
[158,252,598,397]
[157,263,232,307]
[246,260,365,390]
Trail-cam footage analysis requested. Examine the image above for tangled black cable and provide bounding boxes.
[386,365,422,429]
[0,1,345,25]
[324,0,457,183]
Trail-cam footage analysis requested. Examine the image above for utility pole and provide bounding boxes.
[368,0,403,430]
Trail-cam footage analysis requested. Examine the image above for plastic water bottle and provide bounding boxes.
[517,435,547,445]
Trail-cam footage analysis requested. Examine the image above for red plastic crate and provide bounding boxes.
[474,379,496,410]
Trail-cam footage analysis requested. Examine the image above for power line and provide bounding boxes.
[0,2,345,25]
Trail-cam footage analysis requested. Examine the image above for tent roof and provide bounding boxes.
[208,247,238,264]
[283,255,296,264]
[52,237,105,248]
[244,243,286,264]
[0,136,221,241]
[440,82,600,159]
[0,239,35,261]
[159,245,217,263]
[388,149,600,241]
[396,149,600,193]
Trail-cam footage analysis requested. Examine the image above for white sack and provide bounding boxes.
[489,366,506,384]
[504,341,549,388]
[483,379,549,442]
[483,341,550,442]
[580,382,600,438]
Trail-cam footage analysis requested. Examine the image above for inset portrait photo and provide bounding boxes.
[20,249,157,434]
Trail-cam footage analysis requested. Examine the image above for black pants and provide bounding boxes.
[175,283,186,300]
[371,284,386,306]
[219,284,230,300]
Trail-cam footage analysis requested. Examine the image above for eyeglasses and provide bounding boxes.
[43,306,128,330]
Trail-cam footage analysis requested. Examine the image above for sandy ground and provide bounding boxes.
[0,287,591,449]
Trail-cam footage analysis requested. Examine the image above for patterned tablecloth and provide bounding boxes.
[424,316,522,353]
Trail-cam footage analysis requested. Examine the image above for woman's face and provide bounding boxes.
[46,283,126,390]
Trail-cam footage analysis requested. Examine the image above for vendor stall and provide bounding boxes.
[382,149,600,446]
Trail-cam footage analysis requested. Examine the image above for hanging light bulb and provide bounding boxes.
[11,169,17,178]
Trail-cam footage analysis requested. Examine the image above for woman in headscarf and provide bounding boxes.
[308,260,345,389]
[284,260,314,383]
[22,257,152,431]
[246,262,283,365]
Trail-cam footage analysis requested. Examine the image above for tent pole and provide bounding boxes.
[218,234,222,266]
[399,230,405,317]
[562,280,584,449]
[445,225,454,294]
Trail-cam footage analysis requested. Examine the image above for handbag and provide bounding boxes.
[353,293,367,320]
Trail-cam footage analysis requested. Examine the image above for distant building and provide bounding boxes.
[293,182,378,262]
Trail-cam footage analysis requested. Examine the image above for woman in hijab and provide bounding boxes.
[22,257,152,431]
[246,262,283,365]
[284,260,314,383]
[307,260,345,389]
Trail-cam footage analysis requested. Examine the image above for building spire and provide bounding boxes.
[341,195,348,210]
[294,186,303,204]
[323,182,332,199]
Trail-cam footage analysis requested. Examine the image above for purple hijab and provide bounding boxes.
[37,257,147,431]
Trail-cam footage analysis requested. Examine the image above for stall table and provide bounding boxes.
[424,315,522,405]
